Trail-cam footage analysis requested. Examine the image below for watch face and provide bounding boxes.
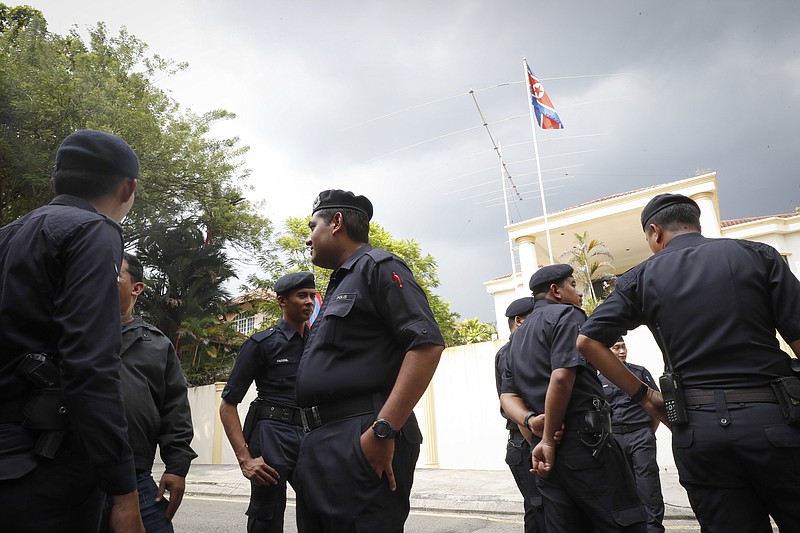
[373,419,393,438]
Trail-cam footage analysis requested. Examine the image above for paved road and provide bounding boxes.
[171,494,778,532]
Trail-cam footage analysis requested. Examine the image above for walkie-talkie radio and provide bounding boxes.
[655,325,688,426]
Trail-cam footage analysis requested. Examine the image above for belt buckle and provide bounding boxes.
[300,406,322,432]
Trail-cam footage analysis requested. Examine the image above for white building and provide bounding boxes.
[485,172,800,342]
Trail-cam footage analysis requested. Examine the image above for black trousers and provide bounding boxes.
[0,442,104,533]
[294,413,421,533]
[612,428,664,533]
[246,419,304,533]
[673,401,800,533]
[506,433,547,533]
[536,431,647,533]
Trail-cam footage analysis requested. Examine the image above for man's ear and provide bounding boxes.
[131,281,146,297]
[549,282,561,302]
[330,212,344,235]
[118,178,137,204]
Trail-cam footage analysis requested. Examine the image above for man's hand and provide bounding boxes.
[239,455,280,486]
[109,490,145,533]
[527,413,565,442]
[360,429,397,491]
[531,439,557,478]
[641,388,670,428]
[156,473,186,521]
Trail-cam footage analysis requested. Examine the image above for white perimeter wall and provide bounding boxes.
[170,331,675,471]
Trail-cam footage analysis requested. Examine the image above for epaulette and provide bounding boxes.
[250,327,277,343]
[365,248,393,263]
[140,321,167,338]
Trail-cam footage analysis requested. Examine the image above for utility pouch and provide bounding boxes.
[770,376,800,426]
[22,388,69,459]
[242,400,261,443]
[578,399,612,458]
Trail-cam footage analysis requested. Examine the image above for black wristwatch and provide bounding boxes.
[372,418,400,439]
[523,410,538,432]
[629,382,650,403]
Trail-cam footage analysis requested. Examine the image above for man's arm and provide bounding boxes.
[499,392,535,442]
[577,334,668,425]
[156,341,197,520]
[531,367,575,477]
[790,340,800,358]
[219,399,280,486]
[360,342,443,491]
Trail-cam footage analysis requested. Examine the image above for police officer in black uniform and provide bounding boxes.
[0,130,143,532]
[508,264,646,533]
[294,189,445,532]
[578,193,800,532]
[494,297,548,533]
[220,272,317,532]
[599,338,664,533]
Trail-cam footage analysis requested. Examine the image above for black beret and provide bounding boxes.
[529,264,574,294]
[274,272,316,296]
[56,130,140,179]
[640,193,699,229]
[505,297,535,318]
[312,189,373,221]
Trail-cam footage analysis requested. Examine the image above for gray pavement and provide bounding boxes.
[170,464,694,520]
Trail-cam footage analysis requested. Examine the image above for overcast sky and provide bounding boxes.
[27,1,800,322]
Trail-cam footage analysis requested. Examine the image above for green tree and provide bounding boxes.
[558,231,616,306]
[248,215,460,345]
[0,8,272,255]
[452,318,496,346]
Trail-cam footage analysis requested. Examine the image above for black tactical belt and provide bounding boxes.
[300,395,375,432]
[254,399,304,427]
[611,421,652,434]
[684,387,778,405]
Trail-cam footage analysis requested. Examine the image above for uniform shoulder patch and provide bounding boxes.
[250,327,276,342]
[365,248,393,263]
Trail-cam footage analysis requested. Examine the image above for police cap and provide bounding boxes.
[529,264,574,294]
[56,130,140,179]
[274,272,316,296]
[312,189,373,221]
[640,193,699,229]
[505,297,535,318]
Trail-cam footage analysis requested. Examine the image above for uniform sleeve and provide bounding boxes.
[580,273,647,347]
[639,366,660,391]
[373,259,445,353]
[496,344,519,397]
[54,220,135,495]
[764,245,800,343]
[158,340,197,477]
[221,338,263,404]
[550,307,588,370]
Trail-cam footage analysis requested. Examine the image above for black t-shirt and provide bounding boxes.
[507,299,604,418]
[296,245,444,407]
[582,233,800,388]
[222,318,306,407]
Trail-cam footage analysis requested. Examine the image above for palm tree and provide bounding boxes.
[558,231,615,301]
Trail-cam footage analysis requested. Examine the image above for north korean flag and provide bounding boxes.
[526,64,564,129]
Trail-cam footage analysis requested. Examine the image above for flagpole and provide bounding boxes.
[523,58,555,265]
[497,143,518,289]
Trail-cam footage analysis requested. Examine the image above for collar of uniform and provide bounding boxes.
[337,243,372,273]
[121,315,146,334]
[532,298,560,309]
[663,232,705,252]
[276,317,302,340]
[50,194,99,213]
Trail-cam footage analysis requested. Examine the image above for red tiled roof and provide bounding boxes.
[721,213,800,228]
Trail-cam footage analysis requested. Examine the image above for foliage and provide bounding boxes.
[247,216,460,345]
[135,219,243,384]
[0,8,272,254]
[558,231,616,301]
[452,317,496,346]
[0,7,275,384]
